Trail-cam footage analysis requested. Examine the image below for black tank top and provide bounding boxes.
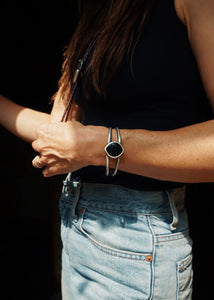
[73,0,212,190]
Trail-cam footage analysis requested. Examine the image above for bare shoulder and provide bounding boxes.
[178,0,214,25]
[174,0,214,27]
[176,0,214,109]
[174,0,186,25]
[181,0,214,11]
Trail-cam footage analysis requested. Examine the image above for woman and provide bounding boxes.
[1,0,214,298]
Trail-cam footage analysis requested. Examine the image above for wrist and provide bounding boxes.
[84,125,109,166]
[82,125,127,174]
[84,126,125,173]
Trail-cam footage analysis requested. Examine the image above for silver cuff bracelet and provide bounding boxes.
[105,127,124,176]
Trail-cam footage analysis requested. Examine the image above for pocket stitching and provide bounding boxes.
[79,208,152,261]
[177,253,193,272]
[176,253,193,299]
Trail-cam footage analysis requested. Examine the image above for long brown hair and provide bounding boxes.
[54,0,155,103]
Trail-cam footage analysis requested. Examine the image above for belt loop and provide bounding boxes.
[166,190,179,231]
[62,172,72,190]
[67,172,72,182]
[72,181,81,221]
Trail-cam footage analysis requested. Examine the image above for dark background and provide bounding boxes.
[0,1,213,299]
[0,1,75,299]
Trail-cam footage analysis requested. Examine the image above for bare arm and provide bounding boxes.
[31,117,214,182]
[50,94,82,123]
[118,121,214,183]
[0,93,81,143]
[0,95,50,143]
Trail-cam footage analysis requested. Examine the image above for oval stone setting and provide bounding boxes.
[105,142,124,159]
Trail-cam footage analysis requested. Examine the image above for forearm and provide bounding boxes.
[30,119,214,181]
[90,120,214,183]
[0,95,50,143]
[120,121,214,183]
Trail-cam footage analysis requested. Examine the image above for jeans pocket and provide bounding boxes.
[75,207,154,299]
[79,207,153,261]
[177,253,193,300]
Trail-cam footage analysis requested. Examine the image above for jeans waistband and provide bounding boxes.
[61,173,186,223]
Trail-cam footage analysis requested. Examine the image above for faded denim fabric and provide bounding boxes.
[59,174,192,300]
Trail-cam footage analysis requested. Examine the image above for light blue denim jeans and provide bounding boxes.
[59,173,193,300]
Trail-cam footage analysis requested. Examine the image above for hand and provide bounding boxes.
[32,121,94,177]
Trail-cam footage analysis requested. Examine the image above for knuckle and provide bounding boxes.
[32,140,41,152]
[32,141,38,151]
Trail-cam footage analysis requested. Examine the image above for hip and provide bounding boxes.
[59,174,193,299]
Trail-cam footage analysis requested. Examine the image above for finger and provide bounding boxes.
[32,155,46,169]
[42,162,70,178]
[32,156,43,169]
[42,165,59,178]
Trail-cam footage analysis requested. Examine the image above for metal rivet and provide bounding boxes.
[146,255,153,262]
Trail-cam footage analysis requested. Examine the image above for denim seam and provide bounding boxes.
[176,253,193,300]
[61,195,173,215]
[176,253,193,271]
[147,215,156,300]
[155,230,189,243]
[76,204,172,216]
[79,208,152,261]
